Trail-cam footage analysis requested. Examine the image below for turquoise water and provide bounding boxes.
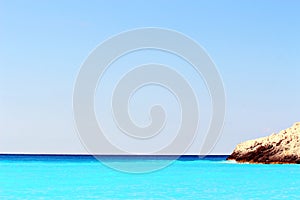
[1,155,300,199]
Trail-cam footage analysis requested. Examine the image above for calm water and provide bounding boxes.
[1,155,300,199]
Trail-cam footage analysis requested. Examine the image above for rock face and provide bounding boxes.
[227,122,300,164]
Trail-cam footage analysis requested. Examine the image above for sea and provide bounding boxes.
[1,155,300,199]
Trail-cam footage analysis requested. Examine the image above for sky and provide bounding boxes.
[1,0,300,154]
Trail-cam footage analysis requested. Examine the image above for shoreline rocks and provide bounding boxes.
[227,122,300,164]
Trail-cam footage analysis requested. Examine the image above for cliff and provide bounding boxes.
[227,122,300,164]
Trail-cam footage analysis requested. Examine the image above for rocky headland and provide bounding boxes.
[227,122,300,164]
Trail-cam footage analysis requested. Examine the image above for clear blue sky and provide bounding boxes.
[1,0,300,154]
